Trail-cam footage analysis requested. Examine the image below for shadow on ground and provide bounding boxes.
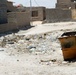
[64,59,76,63]
[0,25,34,37]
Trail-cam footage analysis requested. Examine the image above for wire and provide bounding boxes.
[33,0,39,6]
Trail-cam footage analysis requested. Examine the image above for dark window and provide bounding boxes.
[32,11,38,17]
[7,10,11,12]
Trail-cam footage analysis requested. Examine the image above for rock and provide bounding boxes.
[27,46,36,49]
[29,48,36,52]
[33,34,39,39]
[25,38,30,41]
[0,48,6,51]
[18,40,25,44]
[25,35,32,41]
[62,61,68,64]
[51,59,57,62]
[27,43,36,50]
[38,35,43,39]
[7,41,14,44]
[17,60,19,61]
[40,59,52,62]
[46,62,50,65]
[1,38,6,47]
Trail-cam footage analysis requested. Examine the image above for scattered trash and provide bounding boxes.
[17,60,19,62]
[40,59,57,62]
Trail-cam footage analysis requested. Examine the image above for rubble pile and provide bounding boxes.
[0,31,63,60]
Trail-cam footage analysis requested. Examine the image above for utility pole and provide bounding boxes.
[30,0,32,22]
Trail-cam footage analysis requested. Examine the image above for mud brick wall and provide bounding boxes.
[46,9,72,23]
[8,12,30,27]
[0,12,30,33]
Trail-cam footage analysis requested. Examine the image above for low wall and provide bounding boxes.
[0,12,30,33]
[46,9,72,23]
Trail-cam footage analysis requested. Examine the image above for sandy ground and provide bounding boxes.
[17,21,76,35]
[0,52,76,75]
[0,21,76,75]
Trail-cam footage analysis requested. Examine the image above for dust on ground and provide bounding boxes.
[0,21,76,75]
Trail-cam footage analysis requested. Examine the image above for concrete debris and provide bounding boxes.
[0,31,62,57]
[62,61,68,64]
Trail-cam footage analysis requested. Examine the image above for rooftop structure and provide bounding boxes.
[56,0,76,9]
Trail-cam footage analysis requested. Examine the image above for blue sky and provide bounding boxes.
[8,0,57,8]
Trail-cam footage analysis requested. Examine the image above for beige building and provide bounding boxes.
[26,7,46,21]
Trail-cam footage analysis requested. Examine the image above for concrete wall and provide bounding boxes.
[0,12,30,33]
[46,9,72,22]
[26,7,46,21]
[0,0,7,24]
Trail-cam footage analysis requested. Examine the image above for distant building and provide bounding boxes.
[56,0,76,9]
[0,0,7,24]
[46,0,76,22]
[26,7,46,21]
